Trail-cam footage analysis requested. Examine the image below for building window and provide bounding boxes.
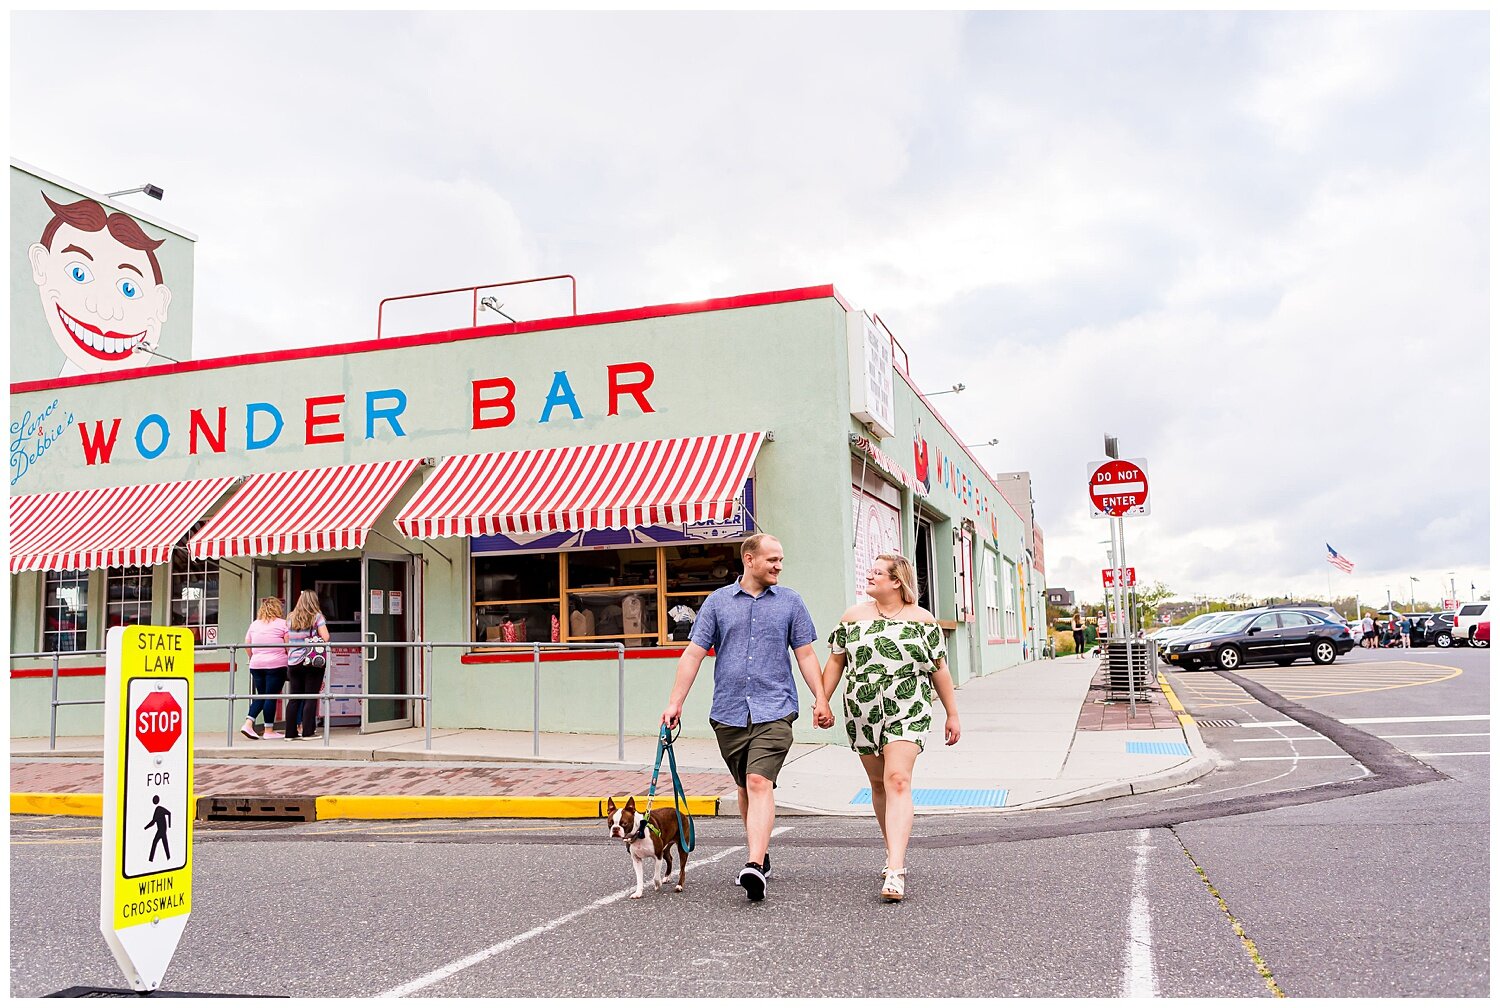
[170,537,220,646]
[1004,558,1018,639]
[42,571,90,653]
[985,553,1001,639]
[472,543,742,648]
[105,566,154,631]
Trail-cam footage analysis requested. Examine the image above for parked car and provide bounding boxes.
[1158,611,1245,661]
[1150,612,1225,650]
[1475,621,1490,646]
[1394,612,1436,646]
[1413,611,1457,648]
[1164,609,1354,671]
[1245,603,1347,625]
[1454,602,1491,646]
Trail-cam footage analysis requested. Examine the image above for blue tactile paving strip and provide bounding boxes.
[850,787,1008,807]
[1126,741,1191,756]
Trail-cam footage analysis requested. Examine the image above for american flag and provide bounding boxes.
[1326,544,1355,573]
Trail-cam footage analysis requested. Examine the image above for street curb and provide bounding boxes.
[11,792,723,820]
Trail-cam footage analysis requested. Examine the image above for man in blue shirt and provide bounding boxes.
[662,533,833,902]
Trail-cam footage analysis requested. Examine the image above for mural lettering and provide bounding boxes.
[10,399,75,486]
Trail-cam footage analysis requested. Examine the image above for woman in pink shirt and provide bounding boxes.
[242,597,289,740]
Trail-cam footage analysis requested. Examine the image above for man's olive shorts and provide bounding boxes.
[710,714,795,788]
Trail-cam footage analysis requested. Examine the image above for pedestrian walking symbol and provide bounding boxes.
[120,677,189,879]
[146,796,172,863]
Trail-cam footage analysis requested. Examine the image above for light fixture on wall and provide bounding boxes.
[105,184,165,200]
[480,296,516,323]
[922,383,965,396]
[964,438,998,448]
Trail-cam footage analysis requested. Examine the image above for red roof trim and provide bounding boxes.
[12,283,846,395]
[12,662,231,679]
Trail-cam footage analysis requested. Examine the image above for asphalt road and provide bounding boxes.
[10,645,1488,997]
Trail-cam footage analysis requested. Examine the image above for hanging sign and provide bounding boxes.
[1103,567,1138,588]
[101,625,194,993]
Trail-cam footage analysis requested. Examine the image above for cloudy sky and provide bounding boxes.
[11,11,1490,608]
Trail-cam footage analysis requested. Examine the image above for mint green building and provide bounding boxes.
[9,169,1045,743]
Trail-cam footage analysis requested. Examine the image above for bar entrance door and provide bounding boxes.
[361,553,413,732]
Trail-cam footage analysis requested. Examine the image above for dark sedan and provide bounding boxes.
[1412,611,1457,648]
[1165,609,1355,671]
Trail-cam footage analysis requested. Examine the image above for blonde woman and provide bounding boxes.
[284,591,331,741]
[242,597,289,740]
[821,554,961,902]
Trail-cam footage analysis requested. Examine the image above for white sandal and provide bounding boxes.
[881,867,906,902]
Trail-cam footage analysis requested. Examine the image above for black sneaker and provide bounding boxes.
[737,863,766,902]
[730,851,770,884]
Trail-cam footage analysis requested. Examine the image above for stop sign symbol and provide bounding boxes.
[134,690,184,753]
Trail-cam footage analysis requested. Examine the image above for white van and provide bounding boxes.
[1454,602,1490,646]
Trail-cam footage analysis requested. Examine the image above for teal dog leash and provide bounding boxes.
[642,723,696,853]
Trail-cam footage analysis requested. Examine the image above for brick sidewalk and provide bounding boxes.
[1074,663,1180,731]
[10,760,737,799]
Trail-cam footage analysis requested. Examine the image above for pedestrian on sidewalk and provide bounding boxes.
[242,597,289,739]
[820,553,961,903]
[285,591,331,741]
[660,533,833,903]
[1070,609,1086,657]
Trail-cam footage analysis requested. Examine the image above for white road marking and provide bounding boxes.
[1238,715,1489,729]
[379,826,793,998]
[1410,751,1489,758]
[1239,755,1359,762]
[1233,732,1490,743]
[1124,828,1157,998]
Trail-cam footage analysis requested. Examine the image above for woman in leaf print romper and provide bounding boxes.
[821,553,961,902]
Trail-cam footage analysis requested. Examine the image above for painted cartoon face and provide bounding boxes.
[29,222,171,374]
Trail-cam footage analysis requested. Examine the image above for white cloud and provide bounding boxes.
[10,10,1489,604]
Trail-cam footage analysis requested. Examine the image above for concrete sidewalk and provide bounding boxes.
[10,657,1212,819]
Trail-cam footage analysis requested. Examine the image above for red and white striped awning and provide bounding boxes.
[9,477,237,574]
[187,458,422,559]
[394,432,766,540]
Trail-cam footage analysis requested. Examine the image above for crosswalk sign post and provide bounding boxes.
[101,626,194,992]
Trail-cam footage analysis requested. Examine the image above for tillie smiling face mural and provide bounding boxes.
[28,192,173,376]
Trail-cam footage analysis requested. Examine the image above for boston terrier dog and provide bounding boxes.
[605,796,689,899]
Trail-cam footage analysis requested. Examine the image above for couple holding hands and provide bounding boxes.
[661,532,961,904]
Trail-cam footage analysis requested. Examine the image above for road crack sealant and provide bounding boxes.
[1168,825,1285,998]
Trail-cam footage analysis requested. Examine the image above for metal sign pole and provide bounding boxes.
[1119,516,1134,718]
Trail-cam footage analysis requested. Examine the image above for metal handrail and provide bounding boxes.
[376,275,578,339]
[17,639,628,758]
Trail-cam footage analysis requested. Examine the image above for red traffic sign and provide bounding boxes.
[134,690,184,753]
[1103,567,1137,588]
[1088,458,1150,518]
[1443,599,1459,611]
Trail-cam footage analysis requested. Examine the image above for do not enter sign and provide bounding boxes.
[1088,458,1150,518]
[134,691,184,753]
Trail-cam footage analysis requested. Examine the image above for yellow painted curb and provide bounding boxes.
[1157,673,1194,725]
[315,794,721,820]
[12,792,104,817]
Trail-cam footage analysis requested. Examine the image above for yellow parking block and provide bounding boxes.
[315,794,721,820]
[13,791,722,820]
[11,792,104,817]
